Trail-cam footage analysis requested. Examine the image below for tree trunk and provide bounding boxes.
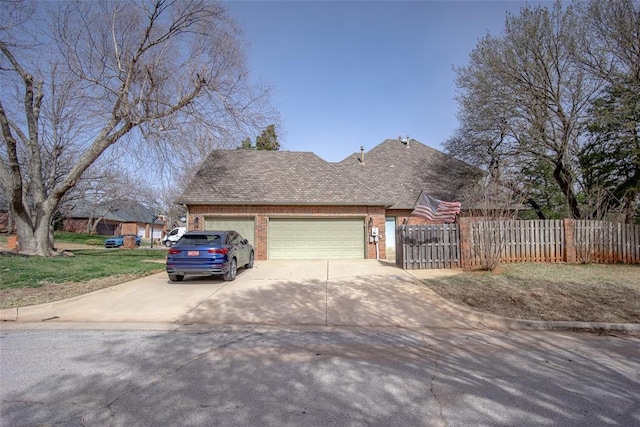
[553,161,582,219]
[14,206,57,256]
[527,197,546,220]
[7,205,15,233]
[85,213,101,235]
[624,192,636,224]
[89,217,101,235]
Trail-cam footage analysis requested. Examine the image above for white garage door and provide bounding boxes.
[204,217,255,246]
[268,218,365,259]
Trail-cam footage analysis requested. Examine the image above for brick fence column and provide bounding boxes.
[458,217,472,270]
[563,218,577,263]
[7,235,18,251]
[255,215,268,260]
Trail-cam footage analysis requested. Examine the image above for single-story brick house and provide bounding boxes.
[177,138,481,260]
[62,201,164,239]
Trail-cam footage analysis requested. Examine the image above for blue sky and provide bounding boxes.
[226,0,549,162]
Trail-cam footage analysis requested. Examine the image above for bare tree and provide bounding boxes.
[462,177,526,271]
[59,160,148,234]
[447,1,603,220]
[0,0,274,255]
[575,0,640,223]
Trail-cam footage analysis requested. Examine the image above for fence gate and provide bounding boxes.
[396,224,460,269]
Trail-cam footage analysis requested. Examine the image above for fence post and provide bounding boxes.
[396,225,405,269]
[458,217,472,269]
[563,218,576,263]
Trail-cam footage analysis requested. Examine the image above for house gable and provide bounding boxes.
[334,138,482,210]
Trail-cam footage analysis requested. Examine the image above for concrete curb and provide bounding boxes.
[406,272,640,333]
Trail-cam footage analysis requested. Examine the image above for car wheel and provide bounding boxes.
[223,258,237,281]
[246,251,254,269]
[168,274,184,282]
[164,240,172,247]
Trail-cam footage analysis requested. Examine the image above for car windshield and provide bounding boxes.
[179,234,222,245]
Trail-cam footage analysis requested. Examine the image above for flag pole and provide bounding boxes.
[405,190,424,227]
[402,190,424,247]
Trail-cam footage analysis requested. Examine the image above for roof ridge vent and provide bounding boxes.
[399,135,410,146]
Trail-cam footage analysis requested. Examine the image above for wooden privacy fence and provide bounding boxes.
[396,224,460,269]
[467,219,565,267]
[397,219,640,269]
[574,220,640,264]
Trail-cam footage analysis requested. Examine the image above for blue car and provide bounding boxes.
[104,234,141,248]
[165,230,254,282]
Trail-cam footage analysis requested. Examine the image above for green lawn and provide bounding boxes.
[53,231,106,245]
[0,249,166,290]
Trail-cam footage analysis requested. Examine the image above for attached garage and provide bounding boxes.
[204,217,255,246]
[268,218,365,259]
[178,150,392,260]
[96,223,117,236]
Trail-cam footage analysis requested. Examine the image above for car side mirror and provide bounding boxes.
[243,239,248,245]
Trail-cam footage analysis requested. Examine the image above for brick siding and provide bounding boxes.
[389,208,459,226]
[62,218,89,233]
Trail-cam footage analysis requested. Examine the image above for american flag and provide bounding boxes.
[413,192,461,223]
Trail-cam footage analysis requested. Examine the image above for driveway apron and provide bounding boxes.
[180,260,476,328]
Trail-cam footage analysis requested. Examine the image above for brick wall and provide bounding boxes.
[121,222,138,235]
[62,218,89,233]
[187,204,387,260]
[62,218,124,236]
[390,209,458,226]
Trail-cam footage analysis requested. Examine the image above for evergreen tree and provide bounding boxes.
[240,137,254,150]
[255,124,280,150]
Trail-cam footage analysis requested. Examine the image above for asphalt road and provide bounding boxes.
[1,326,638,426]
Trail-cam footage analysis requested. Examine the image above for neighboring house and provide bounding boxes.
[177,138,481,261]
[62,201,164,239]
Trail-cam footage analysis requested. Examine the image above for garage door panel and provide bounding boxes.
[268,218,364,260]
[204,217,255,246]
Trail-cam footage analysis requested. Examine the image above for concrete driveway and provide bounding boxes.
[0,260,481,329]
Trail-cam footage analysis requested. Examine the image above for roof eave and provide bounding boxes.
[175,200,392,208]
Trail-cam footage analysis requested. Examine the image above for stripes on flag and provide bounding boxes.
[413,192,461,223]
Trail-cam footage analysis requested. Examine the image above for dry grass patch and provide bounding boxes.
[422,263,640,323]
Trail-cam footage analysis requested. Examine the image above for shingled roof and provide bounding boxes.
[333,139,482,209]
[66,200,162,224]
[177,150,389,206]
